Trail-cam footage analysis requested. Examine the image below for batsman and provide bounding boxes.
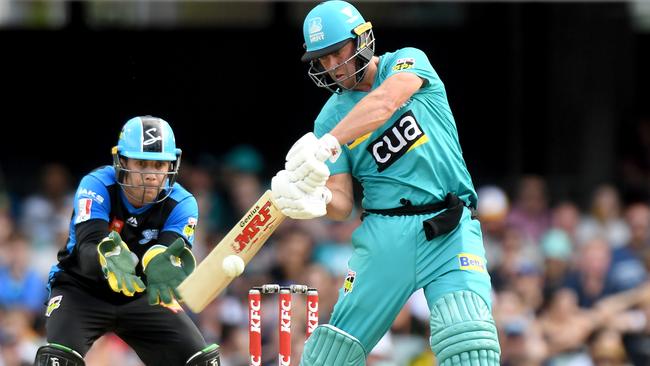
[271,1,501,364]
[35,116,220,365]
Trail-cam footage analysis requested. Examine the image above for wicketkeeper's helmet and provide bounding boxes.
[301,0,375,93]
[112,116,182,204]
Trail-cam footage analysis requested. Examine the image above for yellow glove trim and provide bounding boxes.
[142,245,167,271]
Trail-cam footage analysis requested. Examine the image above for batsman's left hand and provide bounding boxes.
[142,238,196,306]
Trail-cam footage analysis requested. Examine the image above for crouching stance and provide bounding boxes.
[36,116,220,365]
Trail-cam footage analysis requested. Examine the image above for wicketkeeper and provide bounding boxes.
[35,116,220,365]
[271,1,501,365]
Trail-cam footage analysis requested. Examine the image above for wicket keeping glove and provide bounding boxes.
[97,231,146,297]
[271,170,332,219]
[284,133,340,193]
[142,238,196,306]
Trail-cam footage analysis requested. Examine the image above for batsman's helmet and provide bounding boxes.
[301,0,375,93]
[112,116,182,204]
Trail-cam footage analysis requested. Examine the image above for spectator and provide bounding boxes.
[564,238,614,307]
[539,288,596,365]
[541,229,573,295]
[0,232,47,315]
[18,163,73,250]
[607,203,650,293]
[576,184,630,248]
[490,226,541,292]
[494,290,547,366]
[588,328,629,366]
[551,201,581,246]
[270,228,314,285]
[506,175,551,244]
[477,185,510,270]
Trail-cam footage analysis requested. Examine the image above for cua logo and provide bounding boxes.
[366,110,427,172]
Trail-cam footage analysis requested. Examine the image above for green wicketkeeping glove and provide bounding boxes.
[97,231,146,296]
[142,238,196,306]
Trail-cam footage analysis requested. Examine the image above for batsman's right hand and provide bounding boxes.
[97,231,146,297]
[271,170,332,219]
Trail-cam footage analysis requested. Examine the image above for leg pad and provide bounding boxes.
[300,325,366,366]
[429,291,501,366]
[34,343,85,366]
[185,343,220,366]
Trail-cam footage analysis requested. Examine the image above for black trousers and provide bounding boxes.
[45,283,207,365]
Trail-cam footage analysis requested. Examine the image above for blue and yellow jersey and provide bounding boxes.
[48,166,198,299]
[314,47,477,209]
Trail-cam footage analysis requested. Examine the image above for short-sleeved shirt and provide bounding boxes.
[48,166,198,300]
[314,47,477,210]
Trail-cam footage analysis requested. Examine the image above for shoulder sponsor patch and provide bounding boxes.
[343,269,356,295]
[392,57,415,71]
[183,217,197,239]
[458,253,487,273]
[78,188,105,204]
[45,295,63,317]
[75,198,92,224]
[366,110,428,172]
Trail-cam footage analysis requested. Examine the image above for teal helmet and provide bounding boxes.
[112,116,182,204]
[301,0,375,93]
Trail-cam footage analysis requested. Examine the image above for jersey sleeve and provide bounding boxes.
[162,196,199,246]
[314,103,351,176]
[382,47,442,92]
[73,175,111,225]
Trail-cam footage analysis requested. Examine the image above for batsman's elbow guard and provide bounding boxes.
[35,343,85,366]
[186,344,220,366]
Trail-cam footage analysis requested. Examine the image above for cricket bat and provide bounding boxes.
[177,190,285,313]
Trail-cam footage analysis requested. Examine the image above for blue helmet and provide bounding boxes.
[112,116,182,204]
[301,0,375,93]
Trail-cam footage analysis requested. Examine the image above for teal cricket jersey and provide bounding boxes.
[314,47,477,210]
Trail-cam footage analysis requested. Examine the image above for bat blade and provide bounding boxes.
[177,190,285,313]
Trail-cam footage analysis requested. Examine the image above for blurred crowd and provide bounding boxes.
[2,145,650,366]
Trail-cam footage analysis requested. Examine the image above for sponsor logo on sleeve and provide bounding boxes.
[78,188,105,204]
[183,217,197,239]
[75,199,92,224]
[458,253,487,273]
[366,110,428,172]
[392,57,415,71]
[343,269,356,295]
[45,295,63,317]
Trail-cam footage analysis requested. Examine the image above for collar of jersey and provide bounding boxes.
[119,189,155,215]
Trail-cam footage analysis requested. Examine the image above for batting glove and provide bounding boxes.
[271,170,332,220]
[284,133,340,193]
